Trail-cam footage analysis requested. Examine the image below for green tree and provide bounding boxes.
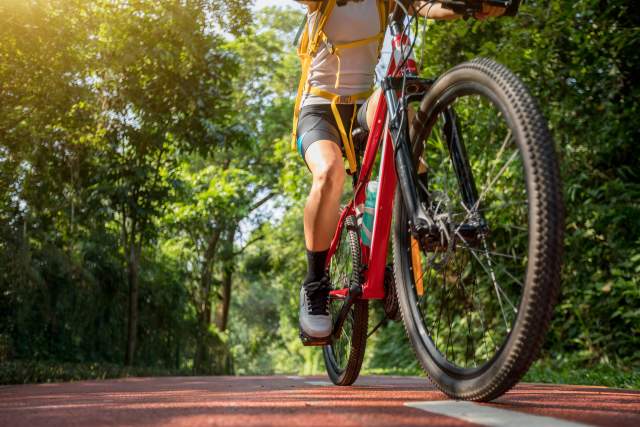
[0,0,251,370]
[155,6,304,372]
[89,0,250,365]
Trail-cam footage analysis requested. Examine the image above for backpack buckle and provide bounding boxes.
[324,39,336,54]
[337,95,355,104]
[319,30,336,55]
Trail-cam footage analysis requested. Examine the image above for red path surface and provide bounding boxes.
[1,376,639,426]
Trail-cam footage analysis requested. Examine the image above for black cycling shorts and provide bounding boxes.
[296,100,370,163]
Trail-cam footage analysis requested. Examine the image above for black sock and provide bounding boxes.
[304,249,328,285]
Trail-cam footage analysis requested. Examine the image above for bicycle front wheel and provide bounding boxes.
[393,58,564,401]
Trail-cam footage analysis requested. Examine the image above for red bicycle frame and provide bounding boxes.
[327,29,418,301]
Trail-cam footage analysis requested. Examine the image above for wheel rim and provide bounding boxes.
[407,83,530,377]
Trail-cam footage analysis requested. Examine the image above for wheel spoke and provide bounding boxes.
[460,245,524,262]
[456,230,514,331]
[483,130,513,190]
[453,148,520,238]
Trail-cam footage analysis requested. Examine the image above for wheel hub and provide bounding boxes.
[419,219,489,251]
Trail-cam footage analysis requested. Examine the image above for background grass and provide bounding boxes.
[363,357,640,390]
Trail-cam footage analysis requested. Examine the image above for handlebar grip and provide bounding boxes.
[484,0,521,16]
[441,0,521,18]
[440,0,471,16]
[504,0,521,16]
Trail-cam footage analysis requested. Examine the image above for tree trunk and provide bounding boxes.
[199,229,221,315]
[124,237,140,366]
[215,224,237,332]
[175,333,181,370]
[193,228,222,372]
[215,267,232,332]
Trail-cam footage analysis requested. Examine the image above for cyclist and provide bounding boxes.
[294,0,505,343]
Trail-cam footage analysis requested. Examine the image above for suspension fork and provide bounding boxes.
[443,107,480,211]
[443,107,489,237]
[382,78,434,237]
[418,103,487,243]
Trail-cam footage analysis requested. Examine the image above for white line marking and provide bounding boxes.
[286,376,304,380]
[305,381,334,387]
[405,401,594,427]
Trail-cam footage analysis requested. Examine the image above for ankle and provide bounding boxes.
[303,249,328,285]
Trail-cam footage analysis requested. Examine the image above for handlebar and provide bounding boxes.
[391,0,520,24]
[439,0,520,17]
[294,1,520,18]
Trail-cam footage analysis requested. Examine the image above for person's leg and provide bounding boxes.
[296,105,347,341]
[363,90,421,174]
[302,139,345,285]
[361,90,426,178]
[365,88,382,130]
[363,88,416,130]
[304,140,345,250]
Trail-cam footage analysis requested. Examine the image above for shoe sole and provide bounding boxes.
[299,328,332,346]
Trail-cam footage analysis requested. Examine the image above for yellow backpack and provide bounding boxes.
[291,0,388,174]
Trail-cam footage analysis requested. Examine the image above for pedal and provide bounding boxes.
[300,330,332,347]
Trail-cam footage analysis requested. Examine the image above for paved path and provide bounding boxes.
[1,376,638,426]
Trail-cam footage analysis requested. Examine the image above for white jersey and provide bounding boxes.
[302,0,383,107]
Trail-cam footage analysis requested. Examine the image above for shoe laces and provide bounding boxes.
[304,277,330,316]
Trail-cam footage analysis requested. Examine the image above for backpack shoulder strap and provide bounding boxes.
[308,0,336,56]
[291,0,336,150]
[378,0,389,33]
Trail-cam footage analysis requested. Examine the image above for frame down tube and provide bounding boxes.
[362,124,397,300]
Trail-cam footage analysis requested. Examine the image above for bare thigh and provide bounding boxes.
[305,139,344,177]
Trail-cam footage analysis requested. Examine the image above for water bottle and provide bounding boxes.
[361,180,378,246]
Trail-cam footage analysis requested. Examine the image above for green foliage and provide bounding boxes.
[0,361,192,385]
[524,356,640,390]
[231,201,312,375]
[0,0,254,376]
[365,314,421,375]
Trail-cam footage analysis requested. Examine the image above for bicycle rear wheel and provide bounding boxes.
[323,213,368,385]
[393,58,564,401]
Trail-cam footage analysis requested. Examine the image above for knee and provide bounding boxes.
[312,160,345,195]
